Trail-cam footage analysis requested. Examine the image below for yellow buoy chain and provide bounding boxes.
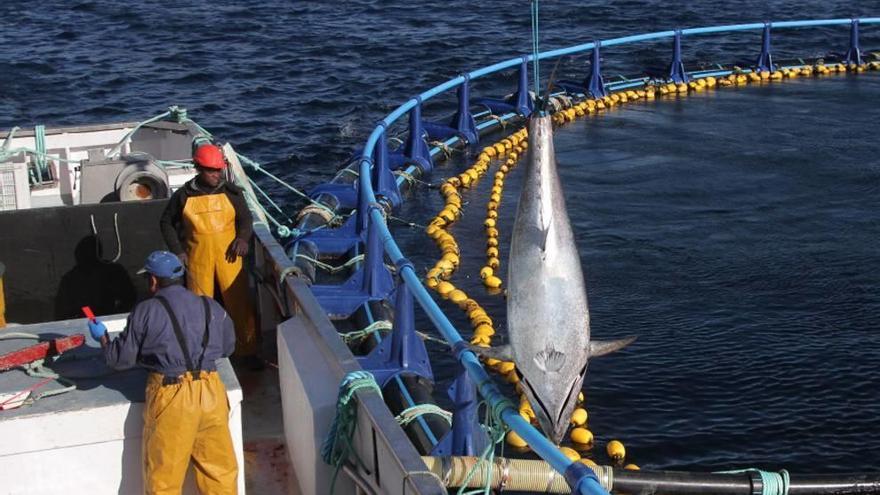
[421,59,879,467]
[479,128,529,292]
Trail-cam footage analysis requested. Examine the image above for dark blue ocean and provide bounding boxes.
[2,0,879,473]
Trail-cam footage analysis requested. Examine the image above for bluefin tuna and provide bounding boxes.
[480,113,635,444]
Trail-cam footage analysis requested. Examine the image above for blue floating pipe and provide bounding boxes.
[371,127,402,208]
[587,41,607,98]
[355,163,371,234]
[668,29,689,83]
[844,19,862,65]
[755,22,775,72]
[358,277,434,387]
[361,213,395,300]
[449,74,478,146]
[515,55,535,116]
[430,363,489,456]
[403,98,433,173]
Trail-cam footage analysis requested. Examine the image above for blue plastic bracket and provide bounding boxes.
[450,74,478,146]
[755,22,775,72]
[372,126,402,209]
[587,41,607,98]
[844,19,862,65]
[472,56,535,118]
[515,56,535,116]
[309,210,394,318]
[430,363,490,456]
[404,97,433,173]
[290,156,373,256]
[668,29,689,83]
[357,279,434,388]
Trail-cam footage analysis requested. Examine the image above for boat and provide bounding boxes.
[2,16,880,495]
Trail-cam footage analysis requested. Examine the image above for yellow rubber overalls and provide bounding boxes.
[182,193,257,356]
[143,371,238,494]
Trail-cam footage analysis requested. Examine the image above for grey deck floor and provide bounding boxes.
[240,327,300,495]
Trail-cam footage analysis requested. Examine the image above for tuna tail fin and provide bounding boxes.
[468,344,514,362]
[589,336,637,357]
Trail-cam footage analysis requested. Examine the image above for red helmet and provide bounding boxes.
[193,144,227,169]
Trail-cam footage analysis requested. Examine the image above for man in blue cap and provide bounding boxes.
[88,250,238,494]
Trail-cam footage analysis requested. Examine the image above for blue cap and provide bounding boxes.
[137,250,185,279]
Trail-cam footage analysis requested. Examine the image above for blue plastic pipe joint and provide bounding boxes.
[844,19,862,65]
[450,74,479,146]
[430,363,490,456]
[357,276,434,387]
[515,56,535,117]
[587,41,607,98]
[404,98,433,173]
[668,29,689,83]
[371,126,403,208]
[755,22,775,72]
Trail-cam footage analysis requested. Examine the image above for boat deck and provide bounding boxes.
[240,327,300,495]
[0,315,307,494]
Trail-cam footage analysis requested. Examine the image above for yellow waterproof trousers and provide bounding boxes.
[143,371,238,494]
[183,193,257,356]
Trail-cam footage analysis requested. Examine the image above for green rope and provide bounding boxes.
[531,0,541,99]
[0,333,77,404]
[106,109,173,159]
[340,319,392,344]
[339,167,359,178]
[235,152,338,218]
[395,404,453,428]
[23,360,77,401]
[33,124,48,184]
[457,401,508,495]
[248,176,294,224]
[321,371,382,494]
[296,253,365,275]
[1,126,18,153]
[387,214,426,229]
[718,469,790,495]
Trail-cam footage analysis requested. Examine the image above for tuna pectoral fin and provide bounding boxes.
[468,344,514,362]
[589,336,637,357]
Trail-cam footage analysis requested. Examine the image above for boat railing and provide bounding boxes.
[252,220,447,493]
[348,17,878,493]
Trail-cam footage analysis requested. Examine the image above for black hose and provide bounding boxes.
[788,474,880,495]
[612,470,880,495]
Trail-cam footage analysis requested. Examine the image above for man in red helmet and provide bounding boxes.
[160,143,261,368]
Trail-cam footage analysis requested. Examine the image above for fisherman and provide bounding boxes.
[88,250,238,494]
[159,142,261,369]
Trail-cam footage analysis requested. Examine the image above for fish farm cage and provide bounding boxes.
[281,18,880,495]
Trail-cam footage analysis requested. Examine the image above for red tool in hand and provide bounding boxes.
[82,306,96,323]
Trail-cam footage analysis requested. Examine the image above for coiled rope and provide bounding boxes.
[720,469,791,495]
[321,371,383,494]
[456,400,508,495]
[395,404,453,427]
[0,333,78,407]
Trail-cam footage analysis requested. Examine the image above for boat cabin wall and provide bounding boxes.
[0,199,170,324]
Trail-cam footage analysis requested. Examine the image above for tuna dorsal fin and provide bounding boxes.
[468,344,513,362]
[589,336,637,357]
